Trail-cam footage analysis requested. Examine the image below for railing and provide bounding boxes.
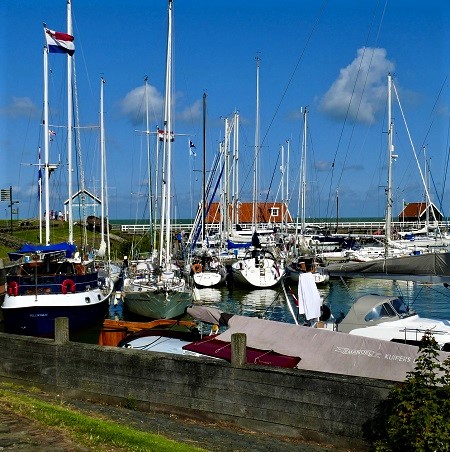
[114,221,450,235]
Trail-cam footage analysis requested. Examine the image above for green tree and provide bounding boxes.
[367,331,450,451]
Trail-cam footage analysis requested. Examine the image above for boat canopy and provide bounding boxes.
[325,252,450,284]
[8,242,77,261]
[227,240,251,250]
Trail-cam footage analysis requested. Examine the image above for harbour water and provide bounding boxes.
[190,277,450,327]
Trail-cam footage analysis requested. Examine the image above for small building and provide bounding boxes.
[64,189,101,221]
[205,202,292,225]
[398,202,443,222]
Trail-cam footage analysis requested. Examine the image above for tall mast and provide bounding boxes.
[67,0,74,243]
[386,73,394,249]
[99,77,106,255]
[43,39,50,244]
[160,0,173,268]
[202,92,206,242]
[233,111,240,227]
[144,76,153,247]
[300,107,307,234]
[252,56,260,229]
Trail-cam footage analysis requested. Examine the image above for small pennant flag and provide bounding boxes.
[189,140,196,156]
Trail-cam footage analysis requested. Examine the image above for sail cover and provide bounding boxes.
[325,252,450,284]
[8,242,77,261]
[213,315,449,382]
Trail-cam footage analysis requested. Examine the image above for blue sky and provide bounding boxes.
[1,0,449,222]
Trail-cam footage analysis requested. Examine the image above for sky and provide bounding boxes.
[1,0,449,222]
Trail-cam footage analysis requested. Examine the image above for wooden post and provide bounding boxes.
[54,317,69,344]
[231,333,247,368]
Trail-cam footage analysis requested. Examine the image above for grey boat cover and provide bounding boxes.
[216,315,449,382]
[325,252,450,283]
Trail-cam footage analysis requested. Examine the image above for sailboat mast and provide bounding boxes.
[162,0,174,267]
[100,77,105,249]
[43,41,50,245]
[300,107,307,234]
[144,77,153,247]
[386,73,394,248]
[252,56,260,229]
[202,92,206,242]
[67,0,74,243]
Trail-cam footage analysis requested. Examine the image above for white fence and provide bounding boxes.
[113,221,450,235]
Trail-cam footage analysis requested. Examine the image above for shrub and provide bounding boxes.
[367,331,450,451]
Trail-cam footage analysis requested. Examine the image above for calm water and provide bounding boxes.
[190,277,450,326]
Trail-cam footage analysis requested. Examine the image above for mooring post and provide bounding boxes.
[231,332,247,367]
[54,317,69,344]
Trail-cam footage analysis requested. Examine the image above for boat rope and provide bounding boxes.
[339,276,357,303]
[280,277,299,325]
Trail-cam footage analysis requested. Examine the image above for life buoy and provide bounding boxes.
[7,281,19,297]
[61,279,76,294]
[192,263,203,273]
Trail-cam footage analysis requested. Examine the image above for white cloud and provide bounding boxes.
[119,84,164,125]
[319,47,395,124]
[0,96,39,119]
[177,99,202,122]
[120,85,203,126]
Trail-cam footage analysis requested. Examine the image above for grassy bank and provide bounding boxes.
[0,381,204,451]
[0,219,133,263]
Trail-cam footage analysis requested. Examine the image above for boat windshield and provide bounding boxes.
[364,302,397,322]
[390,297,410,316]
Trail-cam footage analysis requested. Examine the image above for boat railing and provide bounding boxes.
[8,272,99,296]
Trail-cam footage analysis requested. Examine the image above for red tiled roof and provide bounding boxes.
[205,202,292,224]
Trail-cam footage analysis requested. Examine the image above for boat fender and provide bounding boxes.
[61,279,76,294]
[7,281,19,296]
[192,263,203,273]
[319,304,331,322]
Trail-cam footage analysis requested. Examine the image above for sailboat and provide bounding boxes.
[187,94,227,288]
[231,57,285,288]
[2,1,113,340]
[123,0,194,319]
[285,107,329,286]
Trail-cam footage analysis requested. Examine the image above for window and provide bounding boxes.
[364,303,396,322]
[269,207,279,216]
[391,298,409,316]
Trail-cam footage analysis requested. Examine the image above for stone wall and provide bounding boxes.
[0,332,394,449]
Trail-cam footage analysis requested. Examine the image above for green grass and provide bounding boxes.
[0,219,128,263]
[0,382,205,451]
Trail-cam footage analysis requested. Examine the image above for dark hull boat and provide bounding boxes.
[2,243,112,340]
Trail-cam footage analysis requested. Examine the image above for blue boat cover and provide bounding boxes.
[8,242,77,261]
[227,240,251,250]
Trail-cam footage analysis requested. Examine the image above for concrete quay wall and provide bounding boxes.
[0,332,393,449]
